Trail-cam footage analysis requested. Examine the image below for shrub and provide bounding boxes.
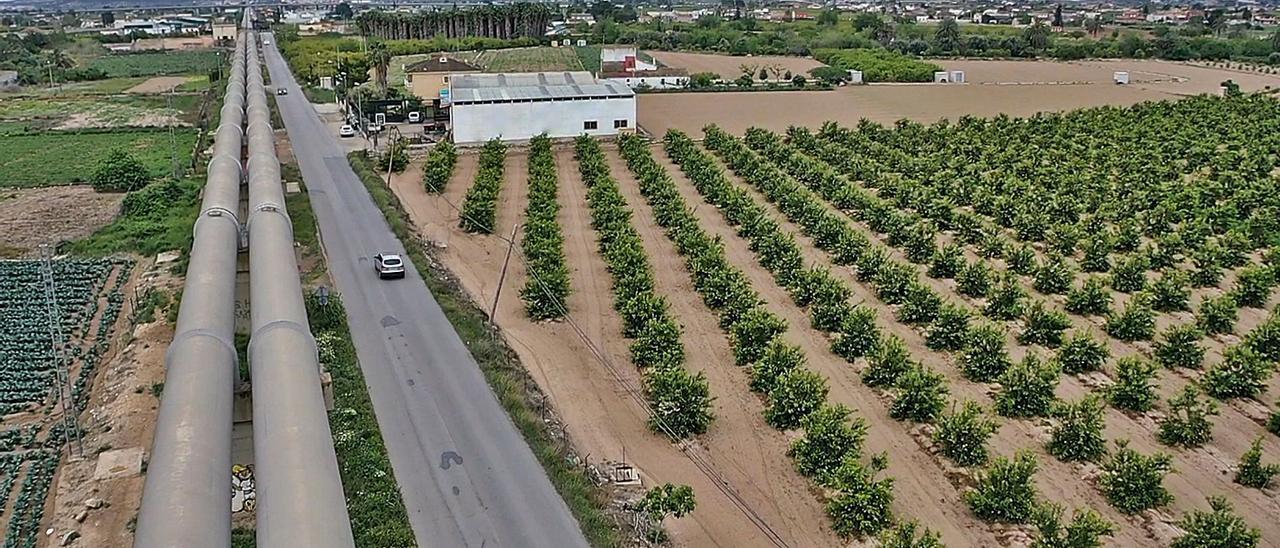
[1149,270,1191,312]
[984,274,1027,320]
[957,260,994,298]
[1244,313,1280,363]
[830,306,880,360]
[1109,255,1149,293]
[789,403,867,483]
[878,520,943,548]
[1154,324,1205,369]
[1105,295,1156,341]
[889,364,949,423]
[1030,502,1115,548]
[1034,253,1075,295]
[934,400,997,466]
[636,483,696,542]
[965,451,1039,523]
[749,339,805,394]
[1190,253,1224,288]
[645,367,714,438]
[730,307,787,366]
[765,368,828,429]
[1019,301,1071,347]
[928,244,964,279]
[863,335,913,387]
[1196,294,1238,336]
[926,302,971,351]
[1081,236,1114,272]
[995,353,1060,418]
[459,138,507,233]
[897,282,942,325]
[1170,496,1260,548]
[1108,356,1159,412]
[1007,245,1037,275]
[959,322,1012,382]
[1234,436,1280,489]
[1201,345,1273,400]
[1156,386,1217,448]
[1065,277,1112,316]
[1231,266,1275,308]
[1054,331,1109,375]
[1099,439,1173,514]
[1047,395,1107,463]
[91,149,152,192]
[826,453,894,538]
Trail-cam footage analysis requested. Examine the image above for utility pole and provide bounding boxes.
[491,224,520,323]
[168,90,180,178]
[39,244,83,459]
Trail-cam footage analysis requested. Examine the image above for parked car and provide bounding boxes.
[373,253,405,279]
[338,125,356,138]
[407,111,422,123]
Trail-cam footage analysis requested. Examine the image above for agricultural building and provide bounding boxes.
[598,46,689,90]
[404,56,481,101]
[449,71,636,144]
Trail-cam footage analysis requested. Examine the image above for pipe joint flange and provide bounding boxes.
[246,202,293,236]
[193,207,241,238]
[246,320,319,369]
[207,153,242,173]
[164,328,238,372]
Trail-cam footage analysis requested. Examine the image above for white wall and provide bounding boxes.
[452,97,637,144]
[605,76,689,89]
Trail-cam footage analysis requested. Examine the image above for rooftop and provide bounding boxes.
[404,56,481,74]
[450,71,635,104]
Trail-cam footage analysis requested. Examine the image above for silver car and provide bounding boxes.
[373,253,405,279]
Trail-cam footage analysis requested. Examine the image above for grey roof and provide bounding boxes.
[450,71,635,104]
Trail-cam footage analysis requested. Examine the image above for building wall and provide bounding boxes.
[605,76,689,89]
[452,97,637,144]
[407,71,477,101]
[212,23,237,41]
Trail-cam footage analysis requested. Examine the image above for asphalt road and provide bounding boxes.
[262,35,589,548]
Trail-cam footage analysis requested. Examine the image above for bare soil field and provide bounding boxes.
[126,76,195,94]
[131,36,214,51]
[638,59,1280,135]
[647,51,827,79]
[0,186,124,257]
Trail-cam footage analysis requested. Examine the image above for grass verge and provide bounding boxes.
[347,151,622,547]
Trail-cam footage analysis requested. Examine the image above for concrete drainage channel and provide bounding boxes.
[134,11,354,548]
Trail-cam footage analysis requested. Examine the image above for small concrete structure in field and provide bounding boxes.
[934,71,950,83]
[1114,71,1130,84]
[847,70,863,84]
[949,70,966,83]
[94,447,145,480]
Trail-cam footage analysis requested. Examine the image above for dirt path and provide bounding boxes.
[694,141,1280,544]
[650,145,1003,546]
[125,76,192,94]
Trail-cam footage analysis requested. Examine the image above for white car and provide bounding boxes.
[407,111,422,123]
[338,125,356,138]
[373,253,405,279]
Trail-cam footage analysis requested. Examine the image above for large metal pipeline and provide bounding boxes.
[244,29,356,547]
[134,22,248,548]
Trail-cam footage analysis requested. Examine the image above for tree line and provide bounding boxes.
[356,3,552,41]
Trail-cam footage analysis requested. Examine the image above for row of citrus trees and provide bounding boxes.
[573,136,712,439]
[692,126,1276,543]
[765,124,1280,425]
[459,138,506,233]
[800,121,1278,372]
[519,135,572,321]
[421,140,456,193]
[620,132,930,542]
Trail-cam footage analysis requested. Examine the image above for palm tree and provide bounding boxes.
[1023,21,1052,51]
[369,41,391,91]
[934,19,961,53]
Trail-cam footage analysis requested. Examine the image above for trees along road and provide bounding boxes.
[261,34,589,548]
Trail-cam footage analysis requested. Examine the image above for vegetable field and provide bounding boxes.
[0,129,198,188]
[89,50,223,78]
[0,258,132,547]
[389,93,1280,547]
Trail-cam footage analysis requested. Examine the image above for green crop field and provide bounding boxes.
[0,129,198,188]
[0,257,130,547]
[89,50,223,78]
[473,46,585,72]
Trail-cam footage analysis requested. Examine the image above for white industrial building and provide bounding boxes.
[449,72,636,144]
